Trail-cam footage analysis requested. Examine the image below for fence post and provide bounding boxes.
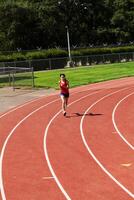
[29,60,34,88]
[9,72,11,86]
[14,61,16,69]
[103,54,105,63]
[3,62,5,72]
[32,67,35,88]
[28,60,31,68]
[118,53,121,62]
[87,56,89,66]
[49,59,52,70]
[12,72,15,91]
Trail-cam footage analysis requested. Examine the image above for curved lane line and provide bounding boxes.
[0,88,101,200]
[0,77,130,119]
[0,93,58,119]
[0,98,59,200]
[80,88,134,198]
[0,84,133,199]
[112,92,134,150]
[0,87,93,119]
[43,87,132,200]
[43,90,104,200]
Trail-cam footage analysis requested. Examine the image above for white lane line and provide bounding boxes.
[80,88,134,198]
[43,90,104,200]
[0,87,92,119]
[0,78,131,119]
[0,98,59,200]
[0,88,101,200]
[42,177,54,180]
[121,163,132,167]
[0,95,55,119]
[112,92,134,150]
[43,87,132,199]
[0,85,132,200]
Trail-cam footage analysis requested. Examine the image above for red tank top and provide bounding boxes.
[59,80,69,94]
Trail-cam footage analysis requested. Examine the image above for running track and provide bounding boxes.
[0,77,134,200]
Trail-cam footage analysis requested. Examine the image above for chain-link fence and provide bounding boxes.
[1,52,134,72]
[20,51,134,70]
[72,52,134,66]
[0,52,133,88]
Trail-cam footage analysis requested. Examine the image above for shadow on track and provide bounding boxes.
[66,112,103,118]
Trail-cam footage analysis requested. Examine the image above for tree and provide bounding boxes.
[111,0,134,43]
[0,0,133,51]
[0,1,41,50]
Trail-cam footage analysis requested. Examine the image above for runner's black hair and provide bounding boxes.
[60,74,65,77]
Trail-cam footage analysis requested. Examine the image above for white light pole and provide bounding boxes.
[65,26,72,63]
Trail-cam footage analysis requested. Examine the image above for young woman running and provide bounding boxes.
[59,74,69,116]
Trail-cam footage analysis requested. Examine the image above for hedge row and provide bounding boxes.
[0,46,134,62]
[71,46,134,56]
[0,49,68,62]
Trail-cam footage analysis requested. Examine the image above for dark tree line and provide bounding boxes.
[0,0,134,51]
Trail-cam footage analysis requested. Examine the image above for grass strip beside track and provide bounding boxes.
[34,62,134,89]
[0,62,134,88]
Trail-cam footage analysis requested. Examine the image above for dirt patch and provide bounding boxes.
[0,87,57,113]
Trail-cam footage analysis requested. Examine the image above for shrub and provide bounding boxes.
[25,51,46,60]
[11,53,26,61]
[45,48,67,58]
[0,55,13,62]
[111,46,134,53]
[72,46,134,56]
[0,46,133,64]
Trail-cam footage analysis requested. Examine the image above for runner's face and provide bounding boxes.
[60,75,65,80]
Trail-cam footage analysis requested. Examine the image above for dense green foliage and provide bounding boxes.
[0,46,134,62]
[0,0,134,51]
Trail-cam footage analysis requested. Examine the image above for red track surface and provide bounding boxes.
[0,78,134,200]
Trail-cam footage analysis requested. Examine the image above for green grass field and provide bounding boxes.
[0,62,134,88]
[34,62,134,89]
